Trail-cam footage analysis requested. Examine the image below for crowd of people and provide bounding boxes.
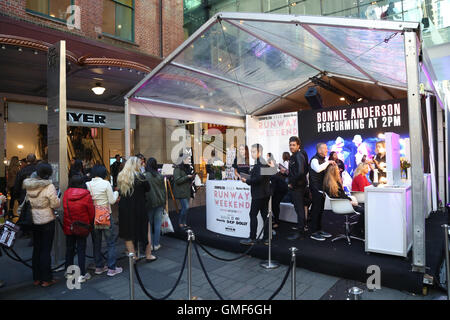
[2,151,197,288]
[234,136,386,245]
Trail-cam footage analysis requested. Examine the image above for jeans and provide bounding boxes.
[92,224,117,270]
[32,220,55,282]
[289,188,305,231]
[310,185,325,233]
[179,198,189,226]
[249,197,269,240]
[65,235,87,275]
[148,206,163,247]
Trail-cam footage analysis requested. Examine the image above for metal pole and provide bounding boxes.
[128,252,135,300]
[404,29,426,272]
[444,224,450,300]
[261,197,280,269]
[290,247,298,300]
[187,229,195,300]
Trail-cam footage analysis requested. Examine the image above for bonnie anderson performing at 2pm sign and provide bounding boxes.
[316,102,402,133]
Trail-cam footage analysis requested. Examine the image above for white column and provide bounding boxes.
[125,98,131,158]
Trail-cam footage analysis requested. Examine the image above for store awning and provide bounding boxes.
[126,12,419,123]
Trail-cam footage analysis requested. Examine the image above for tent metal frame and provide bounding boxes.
[125,12,427,273]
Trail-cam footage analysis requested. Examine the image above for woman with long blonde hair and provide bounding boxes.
[118,157,155,262]
[352,162,371,192]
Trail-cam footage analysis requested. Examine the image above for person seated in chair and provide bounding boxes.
[351,162,372,192]
[323,163,364,237]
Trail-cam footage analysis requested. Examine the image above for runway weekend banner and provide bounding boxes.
[298,99,409,175]
[246,112,298,165]
[206,180,263,238]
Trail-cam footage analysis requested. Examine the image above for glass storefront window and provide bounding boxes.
[290,0,322,15]
[263,0,289,12]
[321,0,357,15]
[102,0,134,42]
[26,0,72,21]
[237,0,263,12]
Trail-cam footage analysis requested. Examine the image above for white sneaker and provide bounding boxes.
[107,267,123,277]
[95,266,108,275]
[78,273,92,283]
[153,244,161,251]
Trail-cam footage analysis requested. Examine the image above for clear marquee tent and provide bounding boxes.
[125,12,429,271]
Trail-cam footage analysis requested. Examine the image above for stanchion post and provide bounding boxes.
[187,229,195,300]
[290,247,298,300]
[443,224,449,300]
[261,197,280,269]
[128,252,135,300]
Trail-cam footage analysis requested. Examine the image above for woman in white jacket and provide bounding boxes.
[86,165,122,277]
[23,163,60,287]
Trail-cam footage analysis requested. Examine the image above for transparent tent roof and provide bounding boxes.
[127,12,419,116]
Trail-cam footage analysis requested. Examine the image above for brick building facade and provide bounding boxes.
[0,0,184,58]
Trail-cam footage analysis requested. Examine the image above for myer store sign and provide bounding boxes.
[8,102,136,129]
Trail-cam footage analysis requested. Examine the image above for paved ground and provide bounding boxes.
[0,233,445,300]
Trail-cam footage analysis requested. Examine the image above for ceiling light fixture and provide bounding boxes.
[340,97,345,101]
[1,45,5,50]
[18,47,22,52]
[92,82,106,95]
[357,97,363,102]
[17,144,24,149]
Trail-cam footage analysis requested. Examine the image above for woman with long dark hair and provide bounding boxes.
[233,144,250,180]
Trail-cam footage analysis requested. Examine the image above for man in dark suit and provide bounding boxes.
[240,144,271,246]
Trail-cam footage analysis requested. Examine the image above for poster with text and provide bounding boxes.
[298,99,409,176]
[246,112,298,165]
[206,180,263,238]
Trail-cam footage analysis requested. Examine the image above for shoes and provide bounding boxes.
[310,232,326,241]
[33,280,40,286]
[94,266,108,275]
[145,256,158,263]
[107,267,123,277]
[263,239,269,246]
[287,232,302,241]
[318,231,332,238]
[78,273,91,283]
[240,239,255,246]
[272,224,279,229]
[153,244,161,251]
[291,226,298,231]
[41,279,58,287]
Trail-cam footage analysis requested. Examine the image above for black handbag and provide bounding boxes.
[16,198,33,231]
[66,197,92,237]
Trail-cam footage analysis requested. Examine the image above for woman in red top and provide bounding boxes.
[63,175,95,283]
[352,163,371,192]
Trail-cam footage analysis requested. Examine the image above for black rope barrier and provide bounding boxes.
[267,260,292,300]
[133,241,189,300]
[1,247,32,269]
[193,241,224,300]
[195,216,269,262]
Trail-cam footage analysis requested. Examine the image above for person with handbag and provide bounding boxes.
[23,163,60,287]
[144,158,166,251]
[63,175,95,283]
[86,165,122,277]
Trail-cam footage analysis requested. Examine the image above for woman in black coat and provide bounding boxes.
[117,156,155,261]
